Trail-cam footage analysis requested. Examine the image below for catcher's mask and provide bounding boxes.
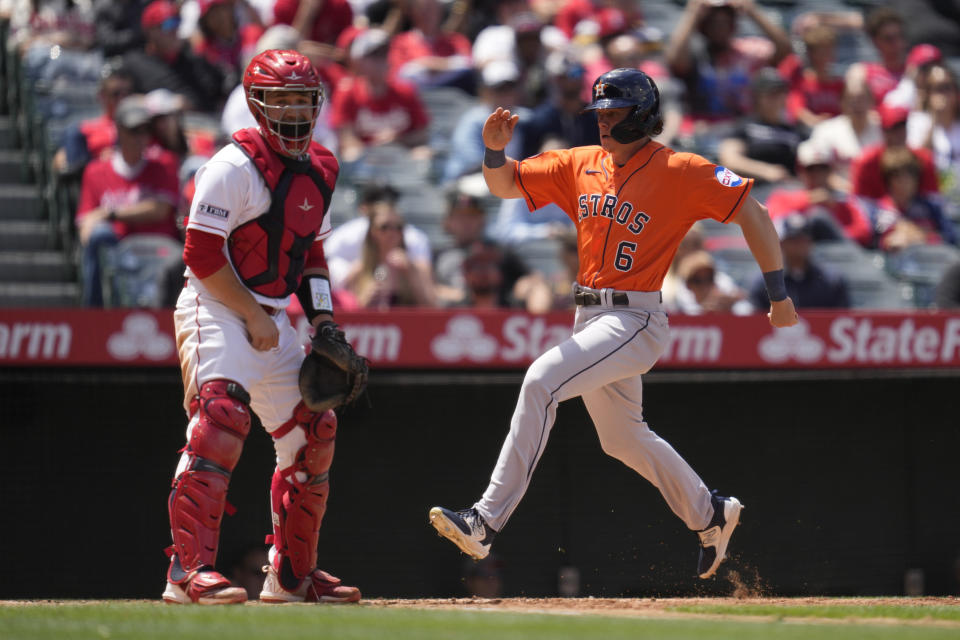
[244,49,323,158]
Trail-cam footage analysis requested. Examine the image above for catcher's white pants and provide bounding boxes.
[475,293,714,532]
[174,280,308,473]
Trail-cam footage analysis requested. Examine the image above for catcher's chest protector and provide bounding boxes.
[228,128,339,298]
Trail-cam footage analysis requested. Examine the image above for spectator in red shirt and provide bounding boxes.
[778,24,844,128]
[53,63,135,176]
[862,7,907,106]
[331,28,430,162]
[870,146,957,251]
[76,96,181,306]
[192,0,264,88]
[851,103,940,200]
[765,140,873,247]
[554,0,643,40]
[388,0,473,91]
[273,0,353,46]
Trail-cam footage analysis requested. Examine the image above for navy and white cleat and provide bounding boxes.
[429,506,496,560]
[696,492,743,579]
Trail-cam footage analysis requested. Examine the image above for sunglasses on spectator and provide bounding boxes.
[929,83,956,94]
[376,223,403,232]
[686,273,714,286]
[123,124,152,135]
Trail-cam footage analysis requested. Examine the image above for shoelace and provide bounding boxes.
[458,509,484,536]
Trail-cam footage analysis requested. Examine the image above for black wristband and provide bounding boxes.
[763,269,787,302]
[296,275,334,323]
[483,147,506,169]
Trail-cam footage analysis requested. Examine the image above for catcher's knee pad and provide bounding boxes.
[269,402,337,590]
[169,380,251,577]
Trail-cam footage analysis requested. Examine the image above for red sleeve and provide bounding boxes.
[832,199,874,247]
[305,239,328,271]
[183,228,227,279]
[765,189,807,219]
[785,88,804,121]
[851,147,882,198]
[450,33,472,57]
[916,148,940,194]
[388,33,418,77]
[272,0,295,25]
[329,77,354,128]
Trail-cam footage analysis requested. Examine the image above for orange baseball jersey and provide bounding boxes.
[515,142,754,292]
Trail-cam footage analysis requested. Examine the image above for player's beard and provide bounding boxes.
[277,120,311,140]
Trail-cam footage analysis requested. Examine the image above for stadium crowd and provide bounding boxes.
[1,0,959,311]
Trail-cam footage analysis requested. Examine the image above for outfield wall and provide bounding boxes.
[1,367,957,599]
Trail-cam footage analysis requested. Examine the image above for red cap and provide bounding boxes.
[141,1,179,30]
[198,0,231,18]
[596,8,628,38]
[878,103,909,129]
[906,43,941,70]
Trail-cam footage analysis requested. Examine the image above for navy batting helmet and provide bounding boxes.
[583,68,663,144]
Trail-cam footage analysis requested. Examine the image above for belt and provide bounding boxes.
[574,290,629,306]
[572,284,662,308]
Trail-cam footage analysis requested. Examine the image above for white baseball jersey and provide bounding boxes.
[184,143,333,309]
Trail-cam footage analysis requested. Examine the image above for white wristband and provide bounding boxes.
[309,276,333,314]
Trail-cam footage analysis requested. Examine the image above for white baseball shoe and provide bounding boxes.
[162,570,247,605]
[696,492,743,579]
[260,564,361,603]
[429,506,496,559]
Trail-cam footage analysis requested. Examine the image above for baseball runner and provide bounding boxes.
[163,50,368,605]
[430,68,799,579]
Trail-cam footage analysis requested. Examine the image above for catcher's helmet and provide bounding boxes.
[243,49,323,157]
[583,68,663,144]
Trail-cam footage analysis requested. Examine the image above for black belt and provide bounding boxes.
[574,290,629,306]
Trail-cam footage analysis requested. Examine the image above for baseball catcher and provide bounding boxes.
[163,49,365,605]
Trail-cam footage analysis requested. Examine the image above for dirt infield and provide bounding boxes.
[365,596,960,626]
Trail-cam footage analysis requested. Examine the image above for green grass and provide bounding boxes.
[1,601,958,640]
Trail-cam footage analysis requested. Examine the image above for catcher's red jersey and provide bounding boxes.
[515,142,754,292]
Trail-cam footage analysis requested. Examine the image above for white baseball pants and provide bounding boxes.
[475,289,714,532]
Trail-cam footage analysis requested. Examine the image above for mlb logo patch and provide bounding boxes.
[197,202,229,218]
[714,166,744,187]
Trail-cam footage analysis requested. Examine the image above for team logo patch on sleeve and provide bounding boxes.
[714,166,744,187]
[197,202,230,219]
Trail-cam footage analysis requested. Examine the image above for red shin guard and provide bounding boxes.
[168,380,251,580]
[269,403,337,591]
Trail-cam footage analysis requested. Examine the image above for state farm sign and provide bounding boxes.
[1,309,958,370]
[764,316,960,366]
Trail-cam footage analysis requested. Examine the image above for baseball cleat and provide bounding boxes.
[429,506,496,559]
[260,565,361,603]
[696,492,743,579]
[162,570,248,605]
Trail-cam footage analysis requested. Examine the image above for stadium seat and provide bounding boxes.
[885,243,960,308]
[101,234,184,309]
[711,246,762,289]
[841,263,913,309]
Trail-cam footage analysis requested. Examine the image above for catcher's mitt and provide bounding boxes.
[299,321,369,413]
